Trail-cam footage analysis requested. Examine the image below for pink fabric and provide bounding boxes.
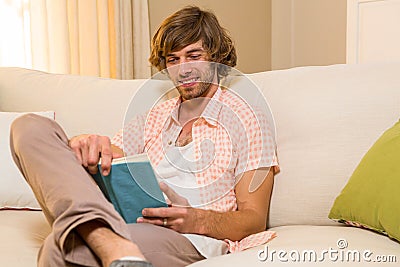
[225,230,277,253]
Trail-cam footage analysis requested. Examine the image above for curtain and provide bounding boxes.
[0,0,151,79]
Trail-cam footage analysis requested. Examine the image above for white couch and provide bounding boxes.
[0,63,399,266]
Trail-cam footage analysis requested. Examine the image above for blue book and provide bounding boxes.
[92,153,168,224]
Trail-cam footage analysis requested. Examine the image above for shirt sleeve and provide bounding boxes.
[234,106,278,177]
[111,113,148,156]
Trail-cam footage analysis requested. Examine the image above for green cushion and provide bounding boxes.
[329,120,400,242]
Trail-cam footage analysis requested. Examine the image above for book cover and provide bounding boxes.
[92,153,167,224]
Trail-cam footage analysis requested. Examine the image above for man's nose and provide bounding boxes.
[178,60,192,76]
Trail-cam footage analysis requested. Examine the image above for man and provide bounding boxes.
[10,6,278,267]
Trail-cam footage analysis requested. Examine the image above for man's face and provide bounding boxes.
[165,41,217,101]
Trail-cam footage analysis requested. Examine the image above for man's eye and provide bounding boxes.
[190,55,201,59]
[167,58,177,63]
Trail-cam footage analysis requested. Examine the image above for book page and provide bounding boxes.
[109,153,150,165]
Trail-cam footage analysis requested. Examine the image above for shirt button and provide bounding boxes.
[168,141,173,145]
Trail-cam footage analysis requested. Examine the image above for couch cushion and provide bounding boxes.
[0,210,50,266]
[0,111,54,210]
[329,120,400,242]
[189,225,400,266]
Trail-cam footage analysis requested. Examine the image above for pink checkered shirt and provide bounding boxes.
[112,87,278,252]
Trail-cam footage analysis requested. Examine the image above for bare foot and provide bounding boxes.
[77,220,146,267]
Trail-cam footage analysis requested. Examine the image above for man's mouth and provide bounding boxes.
[178,77,199,87]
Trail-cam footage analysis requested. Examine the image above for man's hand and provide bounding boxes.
[68,134,123,176]
[138,205,205,234]
[137,182,205,233]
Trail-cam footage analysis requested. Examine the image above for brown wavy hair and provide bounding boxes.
[149,6,237,77]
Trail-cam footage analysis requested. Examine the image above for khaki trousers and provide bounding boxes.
[10,114,204,267]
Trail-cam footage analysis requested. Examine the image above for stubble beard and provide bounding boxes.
[175,65,216,101]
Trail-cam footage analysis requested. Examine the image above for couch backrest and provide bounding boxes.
[1,63,399,227]
[249,63,400,227]
[0,68,171,137]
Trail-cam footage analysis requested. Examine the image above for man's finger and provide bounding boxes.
[85,135,101,175]
[87,135,101,166]
[79,138,89,167]
[159,182,190,207]
[87,164,99,175]
[142,207,173,218]
[70,145,83,165]
[99,136,113,176]
[137,216,166,226]
[160,182,176,198]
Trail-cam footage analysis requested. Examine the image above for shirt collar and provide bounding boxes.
[170,98,181,124]
[170,87,223,127]
[201,87,223,126]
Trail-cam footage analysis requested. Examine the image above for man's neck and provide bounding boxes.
[178,83,218,125]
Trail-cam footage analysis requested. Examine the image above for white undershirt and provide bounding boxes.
[155,142,229,258]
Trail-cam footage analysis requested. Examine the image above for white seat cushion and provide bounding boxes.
[0,210,50,267]
[189,225,400,266]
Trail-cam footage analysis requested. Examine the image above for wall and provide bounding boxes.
[271,0,347,70]
[148,0,347,73]
[148,0,271,74]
